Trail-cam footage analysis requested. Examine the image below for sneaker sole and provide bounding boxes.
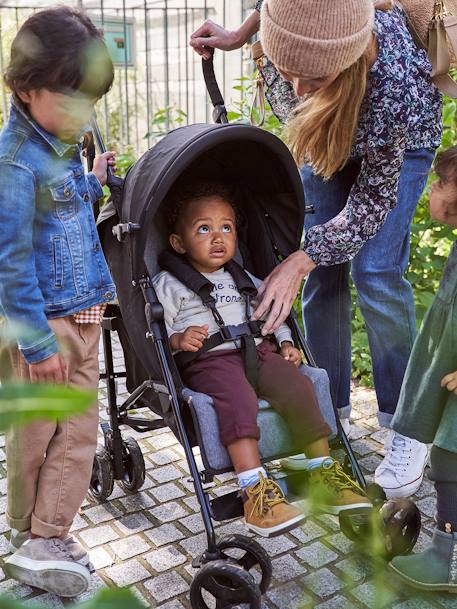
[315,502,373,516]
[243,513,305,538]
[389,562,457,593]
[377,475,425,500]
[4,556,90,597]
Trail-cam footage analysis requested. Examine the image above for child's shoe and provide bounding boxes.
[9,530,90,567]
[243,473,305,537]
[308,457,372,514]
[4,537,90,597]
[389,527,457,593]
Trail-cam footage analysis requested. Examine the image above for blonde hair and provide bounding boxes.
[285,52,369,180]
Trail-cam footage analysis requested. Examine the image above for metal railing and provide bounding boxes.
[0,1,256,155]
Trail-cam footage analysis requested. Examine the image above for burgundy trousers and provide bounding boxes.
[182,340,331,448]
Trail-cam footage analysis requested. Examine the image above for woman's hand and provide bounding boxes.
[190,21,243,59]
[92,151,117,187]
[251,250,316,335]
[280,342,302,367]
[441,370,457,395]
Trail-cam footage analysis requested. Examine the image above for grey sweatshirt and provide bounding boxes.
[153,267,293,353]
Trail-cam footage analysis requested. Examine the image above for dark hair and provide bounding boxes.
[4,6,114,98]
[435,146,457,185]
[166,180,238,233]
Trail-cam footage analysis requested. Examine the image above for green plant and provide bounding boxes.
[145,106,187,142]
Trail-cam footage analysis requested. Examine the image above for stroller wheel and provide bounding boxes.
[338,498,421,560]
[217,534,272,594]
[89,444,114,502]
[380,498,421,560]
[190,559,261,609]
[119,437,146,494]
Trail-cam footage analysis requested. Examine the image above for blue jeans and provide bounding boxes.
[301,148,435,427]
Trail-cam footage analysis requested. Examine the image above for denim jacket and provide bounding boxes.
[0,100,115,364]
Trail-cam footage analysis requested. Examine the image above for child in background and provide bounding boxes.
[389,147,457,593]
[0,7,115,597]
[153,181,372,538]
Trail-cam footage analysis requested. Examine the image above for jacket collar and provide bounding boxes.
[10,97,78,158]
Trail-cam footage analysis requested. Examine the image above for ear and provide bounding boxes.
[16,90,32,104]
[169,233,186,254]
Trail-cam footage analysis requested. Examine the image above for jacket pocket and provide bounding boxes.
[52,236,63,288]
[50,178,77,220]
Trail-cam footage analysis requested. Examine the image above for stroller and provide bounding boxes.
[91,54,421,608]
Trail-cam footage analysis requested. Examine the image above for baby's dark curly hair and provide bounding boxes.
[166,180,239,234]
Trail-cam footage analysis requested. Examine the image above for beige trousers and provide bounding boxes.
[0,316,100,538]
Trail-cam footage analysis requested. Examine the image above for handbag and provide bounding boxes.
[250,40,298,126]
[396,0,457,96]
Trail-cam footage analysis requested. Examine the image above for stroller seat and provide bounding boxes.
[185,364,337,474]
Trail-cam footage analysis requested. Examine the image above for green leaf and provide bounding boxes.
[0,587,145,609]
[0,383,96,430]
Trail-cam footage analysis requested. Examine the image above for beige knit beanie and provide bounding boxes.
[260,0,375,77]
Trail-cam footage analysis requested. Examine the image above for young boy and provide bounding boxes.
[0,7,116,597]
[153,181,372,538]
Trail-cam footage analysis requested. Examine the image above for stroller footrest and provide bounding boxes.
[210,491,244,521]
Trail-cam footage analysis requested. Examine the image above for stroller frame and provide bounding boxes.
[89,54,422,608]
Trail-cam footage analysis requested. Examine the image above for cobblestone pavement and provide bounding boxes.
[0,338,456,609]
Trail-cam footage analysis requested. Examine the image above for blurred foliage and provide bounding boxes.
[0,587,145,609]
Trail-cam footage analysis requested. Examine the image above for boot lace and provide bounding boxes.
[246,473,286,517]
[382,432,412,472]
[318,460,365,495]
[46,538,72,559]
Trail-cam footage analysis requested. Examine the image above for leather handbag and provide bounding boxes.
[396,0,457,96]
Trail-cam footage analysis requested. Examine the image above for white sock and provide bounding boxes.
[237,467,267,490]
[301,456,333,471]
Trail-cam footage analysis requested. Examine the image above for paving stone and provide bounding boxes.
[301,567,345,598]
[156,600,187,609]
[114,512,154,535]
[88,546,114,569]
[335,556,371,582]
[350,580,399,608]
[393,599,442,609]
[0,514,10,534]
[315,595,356,609]
[144,545,187,572]
[151,482,186,503]
[180,513,206,534]
[267,582,312,609]
[146,449,181,466]
[289,520,326,544]
[23,593,65,607]
[179,532,207,558]
[145,523,185,547]
[358,454,383,473]
[117,492,156,513]
[325,532,355,554]
[83,503,122,524]
[148,434,179,450]
[0,534,11,556]
[416,496,437,519]
[104,559,150,586]
[0,579,34,598]
[150,501,189,523]
[271,554,305,582]
[257,535,296,556]
[79,524,119,548]
[435,595,457,608]
[143,572,189,602]
[110,534,151,560]
[69,513,88,532]
[72,573,107,603]
[296,541,338,568]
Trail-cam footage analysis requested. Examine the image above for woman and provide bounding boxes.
[191,0,442,498]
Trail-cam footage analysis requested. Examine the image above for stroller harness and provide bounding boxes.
[158,250,264,388]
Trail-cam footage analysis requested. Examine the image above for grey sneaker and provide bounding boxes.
[4,538,90,597]
[9,530,90,567]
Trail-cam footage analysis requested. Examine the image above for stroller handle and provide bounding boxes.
[202,49,229,124]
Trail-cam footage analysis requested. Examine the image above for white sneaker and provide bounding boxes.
[340,418,354,440]
[374,431,429,498]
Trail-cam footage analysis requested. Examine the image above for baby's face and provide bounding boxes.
[170,196,237,273]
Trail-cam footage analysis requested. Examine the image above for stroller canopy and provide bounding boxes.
[99,122,305,387]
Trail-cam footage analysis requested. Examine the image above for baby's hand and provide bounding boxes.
[92,151,117,187]
[171,325,209,352]
[280,342,302,367]
[441,370,457,395]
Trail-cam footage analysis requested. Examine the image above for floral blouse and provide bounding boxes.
[255,2,443,266]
